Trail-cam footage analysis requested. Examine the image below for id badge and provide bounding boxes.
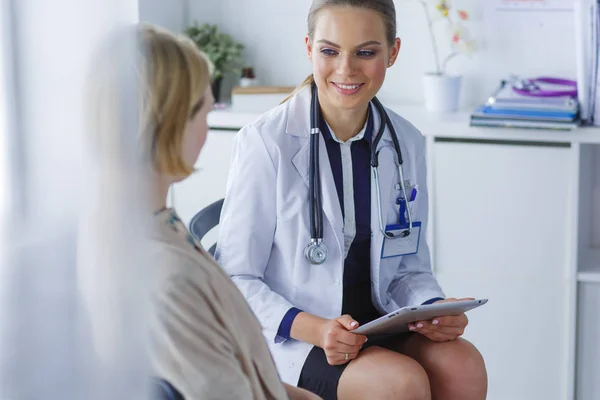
[381,221,422,258]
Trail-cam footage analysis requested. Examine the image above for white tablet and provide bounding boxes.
[352,299,488,336]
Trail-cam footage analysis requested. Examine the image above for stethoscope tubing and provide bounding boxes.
[306,85,413,264]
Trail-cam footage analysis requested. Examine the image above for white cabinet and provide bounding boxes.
[431,139,572,400]
[170,130,236,244]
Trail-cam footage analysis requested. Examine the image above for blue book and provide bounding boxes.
[473,106,577,122]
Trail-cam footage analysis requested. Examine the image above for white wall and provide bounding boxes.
[138,0,222,35]
[216,0,312,90]
[188,0,221,25]
[138,0,188,33]
[187,0,577,107]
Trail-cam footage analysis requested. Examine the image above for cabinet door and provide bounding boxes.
[432,140,572,400]
[171,130,236,233]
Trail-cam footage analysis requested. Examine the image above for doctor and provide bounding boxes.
[216,1,487,399]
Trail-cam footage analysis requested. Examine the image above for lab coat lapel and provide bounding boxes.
[370,113,396,309]
[291,135,344,254]
[288,87,343,255]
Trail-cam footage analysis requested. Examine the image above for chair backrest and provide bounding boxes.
[151,378,184,400]
[188,198,224,256]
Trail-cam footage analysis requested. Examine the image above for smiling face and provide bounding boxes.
[306,5,400,112]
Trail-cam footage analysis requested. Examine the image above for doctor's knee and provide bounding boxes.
[340,347,431,400]
[387,361,431,400]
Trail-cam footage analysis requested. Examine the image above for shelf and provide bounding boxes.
[208,104,600,143]
[579,248,600,283]
[578,271,600,283]
[208,109,259,131]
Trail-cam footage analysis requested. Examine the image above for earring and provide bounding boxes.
[388,62,393,67]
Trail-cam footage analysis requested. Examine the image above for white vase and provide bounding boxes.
[422,73,462,112]
[239,77,258,88]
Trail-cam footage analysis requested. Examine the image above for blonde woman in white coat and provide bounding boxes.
[216,1,488,400]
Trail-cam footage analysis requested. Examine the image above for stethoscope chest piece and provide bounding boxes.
[304,239,328,265]
[304,84,411,265]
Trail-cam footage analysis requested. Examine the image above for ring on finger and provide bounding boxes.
[345,353,349,361]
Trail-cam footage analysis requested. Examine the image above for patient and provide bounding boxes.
[81,23,320,400]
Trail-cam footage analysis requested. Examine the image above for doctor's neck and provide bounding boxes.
[319,97,369,142]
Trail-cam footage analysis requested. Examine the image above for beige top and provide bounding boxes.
[149,209,288,400]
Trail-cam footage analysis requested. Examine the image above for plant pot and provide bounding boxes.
[211,77,223,103]
[239,77,258,88]
[422,73,462,112]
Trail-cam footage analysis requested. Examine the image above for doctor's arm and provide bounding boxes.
[292,312,367,365]
[215,125,301,344]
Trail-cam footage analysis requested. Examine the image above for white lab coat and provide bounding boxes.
[215,86,444,385]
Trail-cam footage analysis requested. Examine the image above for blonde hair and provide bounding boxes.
[283,0,396,103]
[80,25,213,361]
[89,23,213,177]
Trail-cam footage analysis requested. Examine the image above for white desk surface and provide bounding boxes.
[208,104,600,144]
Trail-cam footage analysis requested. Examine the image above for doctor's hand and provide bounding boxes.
[407,297,473,342]
[318,315,367,366]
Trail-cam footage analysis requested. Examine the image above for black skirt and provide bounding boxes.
[297,334,401,400]
[297,280,386,400]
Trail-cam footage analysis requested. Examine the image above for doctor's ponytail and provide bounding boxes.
[281,74,315,103]
[281,0,396,104]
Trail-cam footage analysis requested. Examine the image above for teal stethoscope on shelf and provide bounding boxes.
[304,84,414,265]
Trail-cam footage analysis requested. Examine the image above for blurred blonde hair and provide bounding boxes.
[89,23,213,177]
[139,24,212,176]
[81,23,212,364]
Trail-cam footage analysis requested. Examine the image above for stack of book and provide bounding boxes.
[470,81,581,131]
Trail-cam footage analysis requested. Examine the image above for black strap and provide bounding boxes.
[370,96,404,168]
[309,84,323,240]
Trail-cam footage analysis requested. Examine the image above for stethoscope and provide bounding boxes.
[510,76,578,98]
[304,84,413,265]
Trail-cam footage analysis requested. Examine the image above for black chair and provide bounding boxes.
[151,378,184,400]
[188,198,225,256]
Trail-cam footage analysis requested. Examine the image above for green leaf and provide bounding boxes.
[182,21,245,79]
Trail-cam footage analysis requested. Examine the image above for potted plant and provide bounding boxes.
[183,22,244,103]
[416,0,476,112]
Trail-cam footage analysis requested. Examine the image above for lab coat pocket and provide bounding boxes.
[392,184,420,224]
[270,217,303,296]
[408,196,419,219]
